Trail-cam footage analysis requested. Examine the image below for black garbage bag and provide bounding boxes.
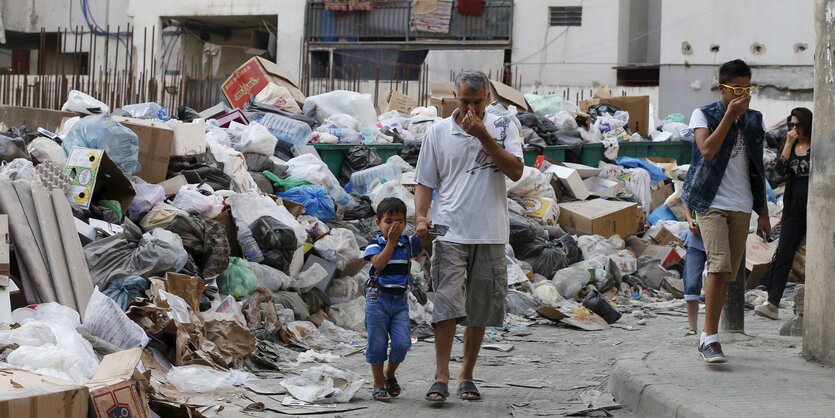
[342,193,375,221]
[509,214,547,248]
[182,166,233,191]
[555,129,584,147]
[557,234,583,265]
[102,275,151,311]
[4,126,40,144]
[339,146,382,185]
[0,134,29,163]
[249,216,298,273]
[582,289,622,324]
[521,127,546,150]
[90,203,121,224]
[274,138,295,162]
[249,172,275,194]
[167,154,210,176]
[634,256,668,290]
[166,214,231,278]
[505,289,540,316]
[410,280,428,305]
[177,106,202,123]
[765,126,788,149]
[400,140,422,166]
[244,152,276,172]
[517,238,570,278]
[766,164,788,189]
[300,287,331,314]
[588,103,624,119]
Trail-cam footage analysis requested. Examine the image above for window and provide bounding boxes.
[549,6,582,27]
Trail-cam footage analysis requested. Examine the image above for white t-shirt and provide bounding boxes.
[414,109,524,244]
[689,108,757,213]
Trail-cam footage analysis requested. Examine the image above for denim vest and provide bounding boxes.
[681,101,767,215]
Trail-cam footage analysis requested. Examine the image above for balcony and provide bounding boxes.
[305,0,513,49]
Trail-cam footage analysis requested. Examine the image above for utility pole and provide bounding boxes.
[720,262,746,333]
[803,0,835,366]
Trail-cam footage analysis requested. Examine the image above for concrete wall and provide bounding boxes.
[425,50,505,83]
[511,0,622,87]
[1,0,128,33]
[127,0,306,82]
[803,0,835,367]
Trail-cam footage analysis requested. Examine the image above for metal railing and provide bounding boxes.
[305,0,513,44]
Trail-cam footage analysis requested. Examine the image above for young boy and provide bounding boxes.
[681,59,770,364]
[363,197,421,402]
[683,205,707,336]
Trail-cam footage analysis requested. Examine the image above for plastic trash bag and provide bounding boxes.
[83,287,150,349]
[28,137,67,165]
[250,261,294,292]
[304,90,377,129]
[227,191,307,245]
[524,93,577,117]
[231,122,278,156]
[582,289,622,324]
[339,146,382,185]
[254,82,302,114]
[313,228,362,271]
[369,181,415,219]
[249,216,298,272]
[168,365,250,392]
[128,177,165,220]
[141,203,190,230]
[505,289,540,316]
[205,137,259,193]
[118,102,163,119]
[280,364,365,403]
[0,320,99,384]
[328,296,365,332]
[0,158,34,181]
[548,111,579,131]
[342,193,375,221]
[578,235,626,259]
[171,183,224,218]
[277,185,336,223]
[286,154,351,206]
[517,238,571,278]
[552,266,595,300]
[61,115,140,176]
[608,249,638,275]
[61,90,110,115]
[167,214,231,278]
[326,276,360,305]
[507,166,557,201]
[218,257,259,298]
[662,122,694,141]
[12,303,81,330]
[662,113,686,124]
[0,135,29,163]
[102,275,150,311]
[534,281,564,307]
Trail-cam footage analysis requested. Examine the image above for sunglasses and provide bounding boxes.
[787,122,798,129]
[720,84,757,95]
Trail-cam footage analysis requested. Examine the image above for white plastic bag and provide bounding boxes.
[12,303,81,330]
[506,166,557,201]
[206,127,233,147]
[205,137,259,193]
[254,82,302,114]
[304,90,377,129]
[552,266,594,300]
[0,321,99,384]
[28,137,67,165]
[227,191,307,245]
[280,365,365,403]
[61,90,110,115]
[410,106,437,118]
[328,296,365,332]
[250,261,294,292]
[548,111,579,131]
[129,177,166,217]
[286,154,351,205]
[232,122,278,156]
[369,181,415,219]
[608,249,638,275]
[578,235,625,259]
[0,158,34,181]
[534,281,564,307]
[326,276,360,305]
[82,288,150,349]
[171,183,224,218]
[313,228,362,271]
[167,365,250,392]
[159,290,191,324]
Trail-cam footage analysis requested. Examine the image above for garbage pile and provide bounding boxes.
[0,77,802,415]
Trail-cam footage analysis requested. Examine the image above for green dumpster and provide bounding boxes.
[523,146,568,166]
[575,141,693,166]
[313,144,405,176]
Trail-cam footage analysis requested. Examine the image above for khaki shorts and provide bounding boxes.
[430,241,507,327]
[697,208,751,281]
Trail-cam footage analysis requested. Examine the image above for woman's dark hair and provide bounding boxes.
[787,107,813,138]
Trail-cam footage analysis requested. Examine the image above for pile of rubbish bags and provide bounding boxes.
[0,84,797,414]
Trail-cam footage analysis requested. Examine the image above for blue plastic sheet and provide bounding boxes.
[647,205,677,225]
[616,156,666,182]
[62,115,140,176]
[277,185,336,223]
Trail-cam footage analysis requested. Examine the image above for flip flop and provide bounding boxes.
[686,330,697,336]
[425,381,449,403]
[384,378,401,398]
[457,380,481,401]
[373,388,391,403]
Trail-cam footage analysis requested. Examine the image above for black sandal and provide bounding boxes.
[457,380,481,401]
[384,378,401,398]
[425,381,449,403]
[373,388,391,403]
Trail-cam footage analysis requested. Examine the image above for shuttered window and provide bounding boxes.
[549,6,582,27]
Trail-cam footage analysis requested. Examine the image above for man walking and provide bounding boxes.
[414,70,523,401]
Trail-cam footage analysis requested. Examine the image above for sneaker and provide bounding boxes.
[754,303,779,320]
[701,342,726,364]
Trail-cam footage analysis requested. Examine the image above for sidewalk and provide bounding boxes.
[608,311,835,417]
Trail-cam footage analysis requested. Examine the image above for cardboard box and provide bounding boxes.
[166,118,208,156]
[111,116,174,184]
[546,165,591,200]
[563,162,601,179]
[64,148,136,215]
[584,177,623,198]
[641,244,685,268]
[0,369,89,417]
[0,105,75,133]
[488,80,530,112]
[522,197,559,226]
[745,234,778,288]
[558,199,642,239]
[386,90,417,115]
[221,56,305,110]
[650,182,674,212]
[429,82,457,118]
[648,226,684,247]
[580,95,650,137]
[86,348,151,418]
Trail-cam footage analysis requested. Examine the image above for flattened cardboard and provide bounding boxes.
[64,148,136,215]
[584,177,623,198]
[648,225,684,247]
[650,182,674,212]
[386,91,417,115]
[745,234,778,288]
[111,116,174,184]
[546,165,591,200]
[558,199,641,239]
[641,244,685,268]
[222,57,305,110]
[164,272,205,313]
[488,80,530,111]
[0,369,89,418]
[563,162,602,179]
